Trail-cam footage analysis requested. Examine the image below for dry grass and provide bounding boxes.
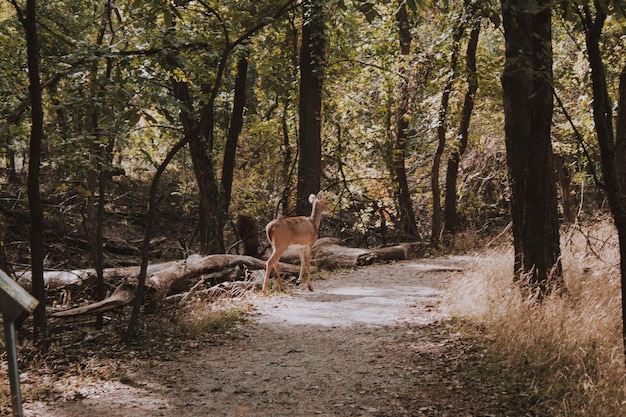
[444,219,626,416]
[173,298,250,340]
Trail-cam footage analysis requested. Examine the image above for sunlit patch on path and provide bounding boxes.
[253,258,470,327]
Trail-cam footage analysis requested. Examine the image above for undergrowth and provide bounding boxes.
[0,299,249,412]
[444,219,626,416]
[171,299,249,341]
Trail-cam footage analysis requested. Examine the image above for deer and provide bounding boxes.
[263,191,331,295]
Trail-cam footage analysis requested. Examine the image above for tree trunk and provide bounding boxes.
[236,215,259,257]
[296,0,325,215]
[125,137,188,342]
[444,18,480,234]
[279,101,295,215]
[222,55,249,216]
[393,1,418,238]
[501,0,563,294]
[615,65,626,204]
[22,0,48,345]
[432,20,464,246]
[190,127,225,255]
[5,147,17,183]
[19,253,300,292]
[552,153,575,222]
[581,6,626,361]
[86,0,117,330]
[169,74,225,255]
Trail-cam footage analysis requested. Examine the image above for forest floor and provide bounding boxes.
[14,255,537,417]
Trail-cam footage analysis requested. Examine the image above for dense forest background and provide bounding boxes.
[3,1,626,415]
[1,0,626,337]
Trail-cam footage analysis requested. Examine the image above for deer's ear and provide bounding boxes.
[309,194,316,203]
[316,191,324,200]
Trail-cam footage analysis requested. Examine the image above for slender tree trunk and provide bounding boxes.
[95,132,115,328]
[393,1,418,238]
[581,5,626,360]
[553,153,575,222]
[279,100,295,215]
[501,0,563,294]
[615,65,626,203]
[222,55,248,216]
[431,20,464,246]
[125,138,188,343]
[444,18,480,234]
[296,0,325,215]
[22,0,48,344]
[86,0,117,329]
[6,147,17,182]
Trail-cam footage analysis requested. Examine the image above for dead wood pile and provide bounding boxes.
[16,239,426,318]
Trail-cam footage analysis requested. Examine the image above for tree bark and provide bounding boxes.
[393,1,418,238]
[501,0,563,294]
[86,0,118,330]
[552,153,575,222]
[236,215,260,257]
[222,55,249,216]
[17,253,296,291]
[444,18,480,234]
[21,0,48,345]
[615,69,626,358]
[278,100,295,215]
[615,64,626,204]
[168,72,225,255]
[296,0,325,215]
[432,20,464,246]
[308,237,428,269]
[581,5,626,361]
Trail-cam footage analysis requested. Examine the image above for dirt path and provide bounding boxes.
[22,257,520,417]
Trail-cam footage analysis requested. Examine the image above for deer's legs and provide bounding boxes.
[296,247,306,285]
[297,246,313,291]
[263,251,280,295]
[274,262,285,292]
[262,262,271,296]
[305,245,313,291]
[264,251,286,296]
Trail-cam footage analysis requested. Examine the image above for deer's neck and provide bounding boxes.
[309,203,323,232]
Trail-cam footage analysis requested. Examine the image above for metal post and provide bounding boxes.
[3,314,24,417]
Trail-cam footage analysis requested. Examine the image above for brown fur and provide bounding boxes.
[263,191,330,295]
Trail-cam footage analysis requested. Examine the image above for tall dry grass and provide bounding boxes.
[444,219,626,416]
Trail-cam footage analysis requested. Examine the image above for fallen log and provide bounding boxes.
[50,282,136,317]
[138,254,301,300]
[41,239,428,318]
[287,237,429,269]
[16,254,301,291]
[46,254,301,317]
[17,264,149,291]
